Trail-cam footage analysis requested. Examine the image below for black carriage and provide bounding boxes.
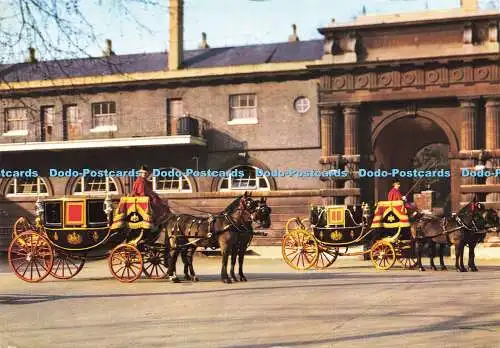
[8,196,167,283]
[281,200,417,271]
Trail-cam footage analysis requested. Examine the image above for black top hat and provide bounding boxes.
[139,164,150,172]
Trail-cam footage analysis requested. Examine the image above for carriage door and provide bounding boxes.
[63,105,82,140]
[40,106,55,141]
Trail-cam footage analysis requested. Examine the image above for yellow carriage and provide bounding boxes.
[281,200,417,271]
[8,195,167,283]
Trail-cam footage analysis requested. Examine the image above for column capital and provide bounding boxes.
[458,97,479,108]
[343,102,361,114]
[319,107,337,117]
[485,96,500,107]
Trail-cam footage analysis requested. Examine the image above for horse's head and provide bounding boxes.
[252,197,272,228]
[481,208,500,231]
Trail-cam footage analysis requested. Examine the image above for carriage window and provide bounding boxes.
[44,202,62,226]
[87,199,108,225]
[5,177,50,196]
[152,168,193,193]
[218,165,270,192]
[72,176,119,195]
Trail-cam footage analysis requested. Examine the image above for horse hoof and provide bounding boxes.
[193,276,199,282]
[419,267,426,272]
[170,276,180,283]
[431,266,437,271]
[184,276,192,281]
[469,267,478,272]
[222,278,232,284]
[240,276,247,282]
[441,266,448,271]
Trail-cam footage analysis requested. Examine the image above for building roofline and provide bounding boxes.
[318,9,500,33]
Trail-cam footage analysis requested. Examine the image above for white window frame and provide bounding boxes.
[228,94,258,125]
[218,165,270,192]
[3,108,28,136]
[90,102,117,132]
[72,176,119,196]
[6,177,50,197]
[152,168,192,193]
[294,97,311,113]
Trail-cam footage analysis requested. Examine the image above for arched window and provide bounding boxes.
[72,176,119,195]
[152,168,193,193]
[218,165,270,192]
[6,177,50,196]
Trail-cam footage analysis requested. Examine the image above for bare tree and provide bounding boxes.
[0,0,165,64]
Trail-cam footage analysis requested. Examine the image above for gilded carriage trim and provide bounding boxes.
[330,231,343,241]
[64,201,86,226]
[93,231,99,241]
[326,206,346,226]
[67,232,83,245]
[53,232,59,240]
[42,227,112,251]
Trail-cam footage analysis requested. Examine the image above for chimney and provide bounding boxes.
[460,0,478,11]
[288,24,299,42]
[28,47,37,63]
[103,39,115,56]
[168,0,184,70]
[199,32,209,49]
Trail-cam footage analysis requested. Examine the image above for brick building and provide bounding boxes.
[1,0,499,249]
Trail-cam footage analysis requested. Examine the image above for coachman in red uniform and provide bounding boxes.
[132,165,171,225]
[387,180,404,201]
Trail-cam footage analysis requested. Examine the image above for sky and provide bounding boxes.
[1,0,498,63]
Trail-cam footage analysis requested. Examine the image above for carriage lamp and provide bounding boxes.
[104,194,113,217]
[35,197,44,215]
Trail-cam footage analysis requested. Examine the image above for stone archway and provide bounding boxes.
[371,111,458,207]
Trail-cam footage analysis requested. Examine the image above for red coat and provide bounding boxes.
[387,187,403,201]
[131,176,170,218]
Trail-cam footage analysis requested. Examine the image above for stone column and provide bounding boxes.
[343,103,360,205]
[320,107,333,158]
[485,98,500,202]
[459,98,478,202]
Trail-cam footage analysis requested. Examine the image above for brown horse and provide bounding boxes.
[163,192,258,283]
[229,197,272,282]
[409,201,495,272]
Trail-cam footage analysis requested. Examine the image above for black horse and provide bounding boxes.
[229,197,272,282]
[409,201,498,272]
[464,204,499,271]
[162,192,260,283]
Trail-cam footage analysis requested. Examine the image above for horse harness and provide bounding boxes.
[168,207,253,248]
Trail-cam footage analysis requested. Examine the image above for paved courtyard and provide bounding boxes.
[0,257,499,348]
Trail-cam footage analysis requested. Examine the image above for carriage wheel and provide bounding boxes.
[8,231,54,283]
[285,217,309,234]
[313,246,339,270]
[109,244,143,283]
[50,253,86,279]
[281,229,318,270]
[12,217,35,239]
[370,240,396,271]
[142,247,167,279]
[396,242,418,270]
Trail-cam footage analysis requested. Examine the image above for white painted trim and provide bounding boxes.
[2,130,28,137]
[0,135,207,152]
[89,125,118,133]
[227,119,258,125]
